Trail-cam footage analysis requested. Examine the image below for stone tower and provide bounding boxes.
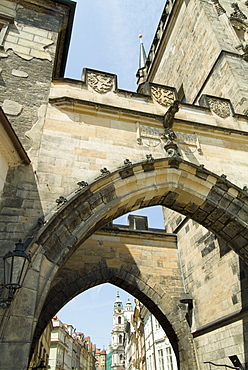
[137,0,248,116]
[111,292,133,370]
[135,0,248,367]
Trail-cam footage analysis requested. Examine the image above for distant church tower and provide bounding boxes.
[111,291,133,370]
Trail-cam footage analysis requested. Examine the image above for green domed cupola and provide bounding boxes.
[114,291,123,309]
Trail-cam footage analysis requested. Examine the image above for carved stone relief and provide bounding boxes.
[206,97,232,118]
[136,123,161,147]
[87,72,114,94]
[136,123,202,155]
[230,3,247,21]
[210,0,226,16]
[176,132,202,154]
[151,86,175,107]
[229,4,248,59]
[161,128,180,157]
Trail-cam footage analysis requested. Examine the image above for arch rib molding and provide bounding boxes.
[35,157,248,265]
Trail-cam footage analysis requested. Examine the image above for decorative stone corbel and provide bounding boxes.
[82,68,116,94]
[118,159,134,179]
[151,84,176,107]
[95,168,111,180]
[210,0,226,16]
[77,181,88,189]
[161,128,180,157]
[230,3,247,21]
[142,154,155,172]
[56,196,67,206]
[199,95,233,118]
[161,101,180,157]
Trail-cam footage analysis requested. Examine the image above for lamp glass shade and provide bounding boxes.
[3,241,30,289]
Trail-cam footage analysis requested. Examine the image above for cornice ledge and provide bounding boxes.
[174,118,248,137]
[49,96,164,122]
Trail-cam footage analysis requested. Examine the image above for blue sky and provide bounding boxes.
[58,0,166,350]
[65,0,165,91]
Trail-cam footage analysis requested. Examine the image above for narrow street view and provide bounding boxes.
[29,288,177,370]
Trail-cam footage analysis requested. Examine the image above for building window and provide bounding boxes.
[119,334,122,344]
[118,316,121,324]
[165,347,173,370]
[158,349,165,370]
[120,354,123,362]
[155,319,161,330]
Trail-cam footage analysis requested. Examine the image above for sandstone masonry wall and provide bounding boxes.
[149,0,248,114]
[0,0,70,146]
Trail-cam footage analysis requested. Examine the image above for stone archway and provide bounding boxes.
[36,156,248,264]
[1,157,248,370]
[32,156,248,366]
[32,231,186,368]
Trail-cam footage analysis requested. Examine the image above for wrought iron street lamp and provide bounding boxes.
[0,240,31,309]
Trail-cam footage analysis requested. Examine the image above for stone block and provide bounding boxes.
[15,30,34,41]
[29,48,52,61]
[22,25,49,38]
[0,342,31,370]
[5,41,30,55]
[33,34,54,45]
[222,220,245,239]
[11,69,29,78]
[2,99,22,116]
[6,34,18,44]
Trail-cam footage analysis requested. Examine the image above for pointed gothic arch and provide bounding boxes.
[4,157,248,370]
[35,157,248,265]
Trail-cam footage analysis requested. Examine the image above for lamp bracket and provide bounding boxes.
[0,298,12,309]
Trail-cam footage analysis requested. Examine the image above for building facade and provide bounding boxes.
[124,299,177,370]
[141,305,177,370]
[29,320,53,370]
[106,350,112,370]
[95,349,106,370]
[48,317,96,370]
[111,292,134,370]
[124,300,145,370]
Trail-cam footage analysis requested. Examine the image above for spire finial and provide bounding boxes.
[114,290,123,308]
[139,34,147,69]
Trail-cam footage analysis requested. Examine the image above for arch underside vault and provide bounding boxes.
[28,157,248,369]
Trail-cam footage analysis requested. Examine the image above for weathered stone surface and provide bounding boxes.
[2,99,22,116]
[11,69,29,78]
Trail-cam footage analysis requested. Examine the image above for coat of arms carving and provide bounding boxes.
[136,123,161,147]
[88,72,114,94]
[136,122,202,154]
[151,86,175,107]
[207,97,232,118]
[176,132,202,154]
